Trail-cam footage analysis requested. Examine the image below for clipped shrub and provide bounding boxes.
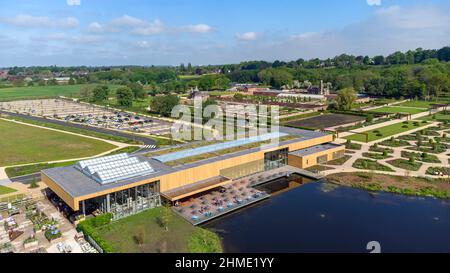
[77,213,114,253]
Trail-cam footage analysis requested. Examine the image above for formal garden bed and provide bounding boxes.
[352,159,394,172]
[398,134,429,142]
[362,152,392,160]
[401,151,441,163]
[426,167,450,176]
[345,140,362,150]
[407,143,448,154]
[369,144,393,154]
[386,159,423,171]
[325,155,352,166]
[379,138,410,147]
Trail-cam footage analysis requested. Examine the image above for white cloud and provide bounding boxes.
[367,0,382,6]
[67,0,81,6]
[134,41,153,49]
[0,14,79,28]
[236,32,258,41]
[239,5,450,61]
[111,15,146,27]
[132,19,164,36]
[88,22,105,33]
[180,24,212,33]
[60,17,80,28]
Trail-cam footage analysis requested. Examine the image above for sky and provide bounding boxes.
[0,0,449,66]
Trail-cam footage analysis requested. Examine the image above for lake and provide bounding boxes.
[203,179,450,253]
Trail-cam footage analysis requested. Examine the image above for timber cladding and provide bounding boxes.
[288,145,345,169]
[44,134,333,211]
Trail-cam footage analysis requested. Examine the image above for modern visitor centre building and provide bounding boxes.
[41,127,344,221]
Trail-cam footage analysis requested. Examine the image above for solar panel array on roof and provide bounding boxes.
[84,157,140,175]
[76,153,129,170]
[75,153,156,185]
[153,132,290,163]
[92,162,155,184]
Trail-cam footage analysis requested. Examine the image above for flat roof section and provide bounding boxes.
[289,143,344,157]
[41,127,330,199]
[161,176,231,201]
[152,132,289,163]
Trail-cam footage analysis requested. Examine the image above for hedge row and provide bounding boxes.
[77,213,114,253]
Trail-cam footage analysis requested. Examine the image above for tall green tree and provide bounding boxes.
[127,82,146,99]
[92,85,110,102]
[150,95,180,117]
[116,86,134,107]
[336,87,357,110]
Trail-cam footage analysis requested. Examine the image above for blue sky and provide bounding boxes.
[0,0,449,66]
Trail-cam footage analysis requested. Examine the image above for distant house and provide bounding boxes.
[0,70,8,80]
[188,87,210,102]
[54,77,71,84]
[306,80,330,96]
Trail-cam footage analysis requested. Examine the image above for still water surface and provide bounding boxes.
[204,178,450,253]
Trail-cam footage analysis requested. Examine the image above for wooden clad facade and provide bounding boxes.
[42,134,334,211]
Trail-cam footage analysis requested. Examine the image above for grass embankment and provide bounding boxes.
[0,84,122,101]
[79,208,222,253]
[327,172,450,199]
[0,119,116,166]
[0,185,17,196]
[5,146,140,178]
[2,115,142,144]
[344,121,428,142]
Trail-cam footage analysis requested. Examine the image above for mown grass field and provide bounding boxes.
[4,147,140,177]
[370,106,427,115]
[0,84,122,101]
[0,119,116,166]
[344,120,428,142]
[95,207,222,253]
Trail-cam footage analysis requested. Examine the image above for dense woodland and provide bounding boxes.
[3,46,450,99]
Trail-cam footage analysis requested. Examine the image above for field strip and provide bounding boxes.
[0,117,128,148]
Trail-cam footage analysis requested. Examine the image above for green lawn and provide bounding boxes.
[371,106,427,115]
[398,100,449,108]
[0,185,17,196]
[420,112,450,121]
[344,121,428,142]
[2,115,141,144]
[5,147,139,177]
[93,208,222,253]
[0,84,122,101]
[0,120,116,166]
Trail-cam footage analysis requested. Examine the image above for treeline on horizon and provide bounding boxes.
[4,46,450,99]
